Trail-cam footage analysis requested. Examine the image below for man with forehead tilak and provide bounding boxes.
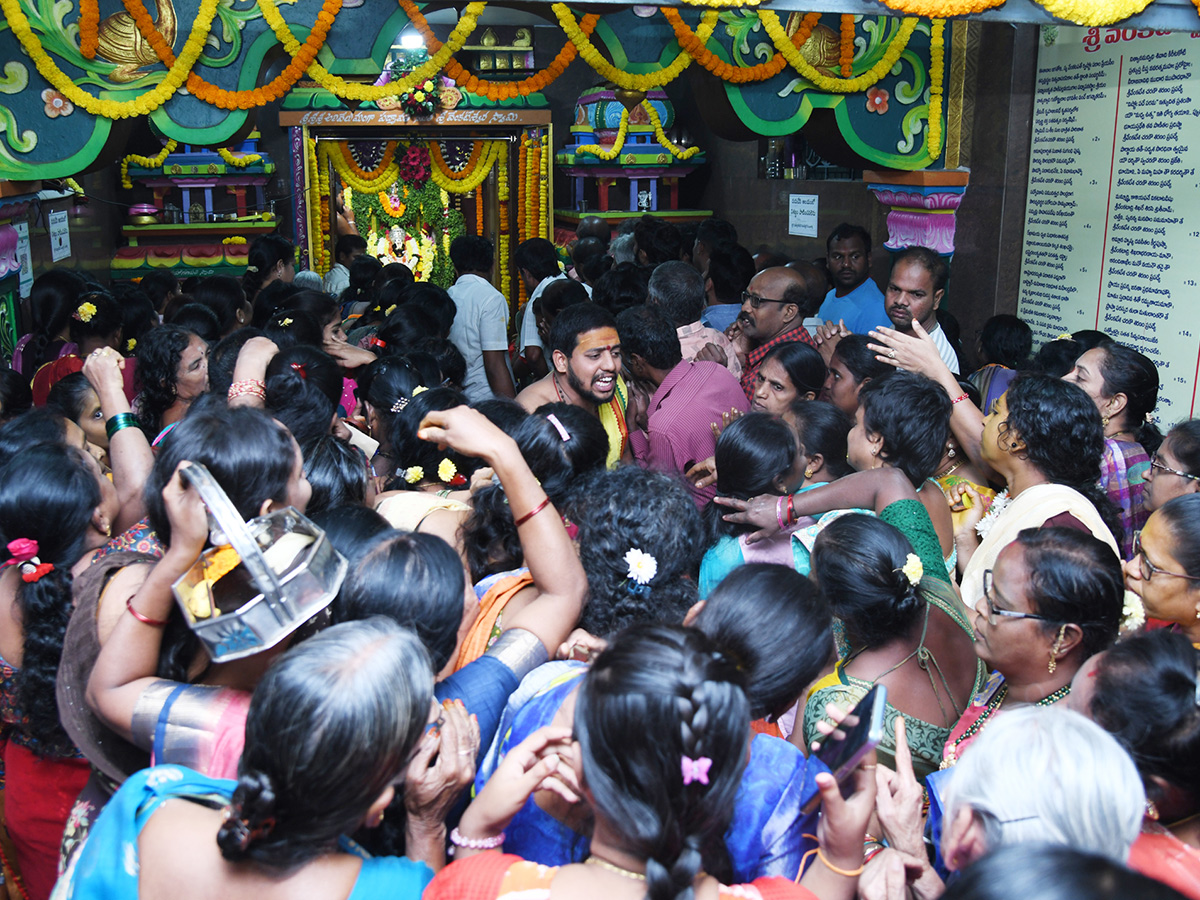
[516,303,630,468]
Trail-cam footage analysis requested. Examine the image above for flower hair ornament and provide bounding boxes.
[402,466,424,485]
[126,338,137,353]
[622,548,657,598]
[438,458,467,487]
[681,755,712,786]
[2,538,54,583]
[278,317,293,327]
[412,385,428,396]
[899,553,923,586]
[74,301,97,323]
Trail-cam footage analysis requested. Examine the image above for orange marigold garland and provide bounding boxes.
[123,0,341,109]
[80,0,99,58]
[839,15,855,77]
[475,185,484,236]
[663,8,819,85]
[341,141,397,181]
[429,140,484,180]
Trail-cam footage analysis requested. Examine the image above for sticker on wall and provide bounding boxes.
[49,210,71,263]
[788,193,819,238]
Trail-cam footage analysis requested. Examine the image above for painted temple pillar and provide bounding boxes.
[864,169,970,258]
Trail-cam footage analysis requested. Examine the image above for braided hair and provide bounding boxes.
[0,444,101,756]
[575,624,750,900]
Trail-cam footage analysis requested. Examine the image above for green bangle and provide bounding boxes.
[105,412,139,441]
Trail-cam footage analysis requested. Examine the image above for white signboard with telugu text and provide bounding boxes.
[48,210,70,262]
[789,194,819,237]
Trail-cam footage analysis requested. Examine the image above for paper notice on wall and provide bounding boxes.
[14,222,32,297]
[789,194,819,237]
[1017,26,1200,420]
[48,210,70,262]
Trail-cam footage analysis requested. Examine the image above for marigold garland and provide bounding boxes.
[475,184,484,236]
[378,190,407,217]
[217,147,264,168]
[1,0,216,118]
[429,141,483,180]
[760,11,917,93]
[577,110,630,160]
[553,4,718,91]
[121,140,179,189]
[642,100,700,159]
[1034,0,1151,23]
[80,0,99,58]
[540,133,549,244]
[340,141,397,181]
[322,142,400,194]
[428,141,503,194]
[927,18,945,159]
[872,0,1004,16]
[662,8,818,84]
[527,134,541,239]
[839,15,855,78]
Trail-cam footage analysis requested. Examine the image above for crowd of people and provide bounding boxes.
[0,212,1197,900]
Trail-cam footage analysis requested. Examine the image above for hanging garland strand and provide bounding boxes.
[576,110,630,160]
[428,141,503,194]
[839,15,855,77]
[429,141,484,180]
[217,147,264,167]
[760,11,917,93]
[663,8,819,84]
[642,100,700,159]
[927,18,945,159]
[80,0,99,58]
[120,140,179,188]
[553,4,718,91]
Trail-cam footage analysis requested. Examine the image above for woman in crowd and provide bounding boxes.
[1124,494,1200,641]
[12,269,88,379]
[968,314,1031,414]
[1144,419,1200,514]
[939,527,1123,768]
[432,623,874,900]
[353,355,426,483]
[700,414,808,596]
[750,342,826,415]
[47,373,108,465]
[241,234,294,306]
[302,435,372,516]
[1070,629,1200,897]
[0,443,118,900]
[134,325,209,443]
[263,345,344,451]
[30,291,125,407]
[56,619,451,899]
[191,276,251,338]
[1064,341,1161,556]
[806,515,983,781]
[931,433,996,536]
[820,334,890,417]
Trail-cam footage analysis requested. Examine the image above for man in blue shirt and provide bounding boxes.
[816,223,891,336]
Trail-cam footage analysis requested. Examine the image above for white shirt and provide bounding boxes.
[518,273,591,353]
[322,262,349,297]
[927,322,961,374]
[448,273,512,401]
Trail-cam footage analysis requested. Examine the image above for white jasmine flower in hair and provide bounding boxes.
[1120,590,1145,633]
[624,548,657,585]
[901,553,923,586]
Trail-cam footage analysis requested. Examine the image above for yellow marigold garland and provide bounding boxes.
[259,0,485,102]
[1,0,216,118]
[577,110,629,160]
[553,4,718,91]
[760,11,917,93]
[872,0,1003,16]
[321,142,400,194]
[497,158,510,307]
[540,133,548,243]
[663,8,818,84]
[429,141,483,180]
[378,190,407,217]
[339,142,397,181]
[927,18,945,159]
[1034,0,1151,24]
[121,140,178,189]
[428,141,502,195]
[839,15,855,78]
[217,147,263,167]
[309,137,332,274]
[642,100,700,160]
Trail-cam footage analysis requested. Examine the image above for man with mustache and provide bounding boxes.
[726,266,818,400]
[816,223,890,336]
[516,303,629,467]
[884,245,960,374]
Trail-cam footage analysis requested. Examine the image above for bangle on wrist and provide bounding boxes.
[816,846,864,878]
[126,597,169,627]
[787,493,795,526]
[105,412,139,441]
[951,392,970,405]
[514,496,550,527]
[228,379,266,402]
[776,496,786,531]
[448,826,505,856]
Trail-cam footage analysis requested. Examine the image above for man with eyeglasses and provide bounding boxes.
[727,266,818,399]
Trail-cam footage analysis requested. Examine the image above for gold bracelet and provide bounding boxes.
[816,847,865,878]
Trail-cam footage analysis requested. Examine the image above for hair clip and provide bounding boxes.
[546,414,571,442]
[278,317,293,327]
[245,265,259,273]
[3,538,39,568]
[681,755,712,786]
[369,336,387,350]
[290,362,307,379]
[390,397,409,413]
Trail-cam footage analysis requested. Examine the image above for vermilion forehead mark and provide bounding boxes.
[575,328,620,354]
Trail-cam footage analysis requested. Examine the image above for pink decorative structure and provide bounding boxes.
[864,169,970,256]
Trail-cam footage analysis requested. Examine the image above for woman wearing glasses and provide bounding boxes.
[1125,494,1200,642]
[939,527,1123,768]
[1144,420,1200,514]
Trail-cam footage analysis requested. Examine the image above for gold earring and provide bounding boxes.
[804,467,814,479]
[1146,800,1159,821]
[1048,624,1067,675]
[1102,415,1110,427]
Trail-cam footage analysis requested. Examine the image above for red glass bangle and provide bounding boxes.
[514,497,551,527]
[951,392,970,405]
[126,597,169,627]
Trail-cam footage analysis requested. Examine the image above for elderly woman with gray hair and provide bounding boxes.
[857,707,1145,900]
[53,618,457,900]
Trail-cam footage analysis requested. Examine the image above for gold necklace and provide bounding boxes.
[585,856,646,881]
